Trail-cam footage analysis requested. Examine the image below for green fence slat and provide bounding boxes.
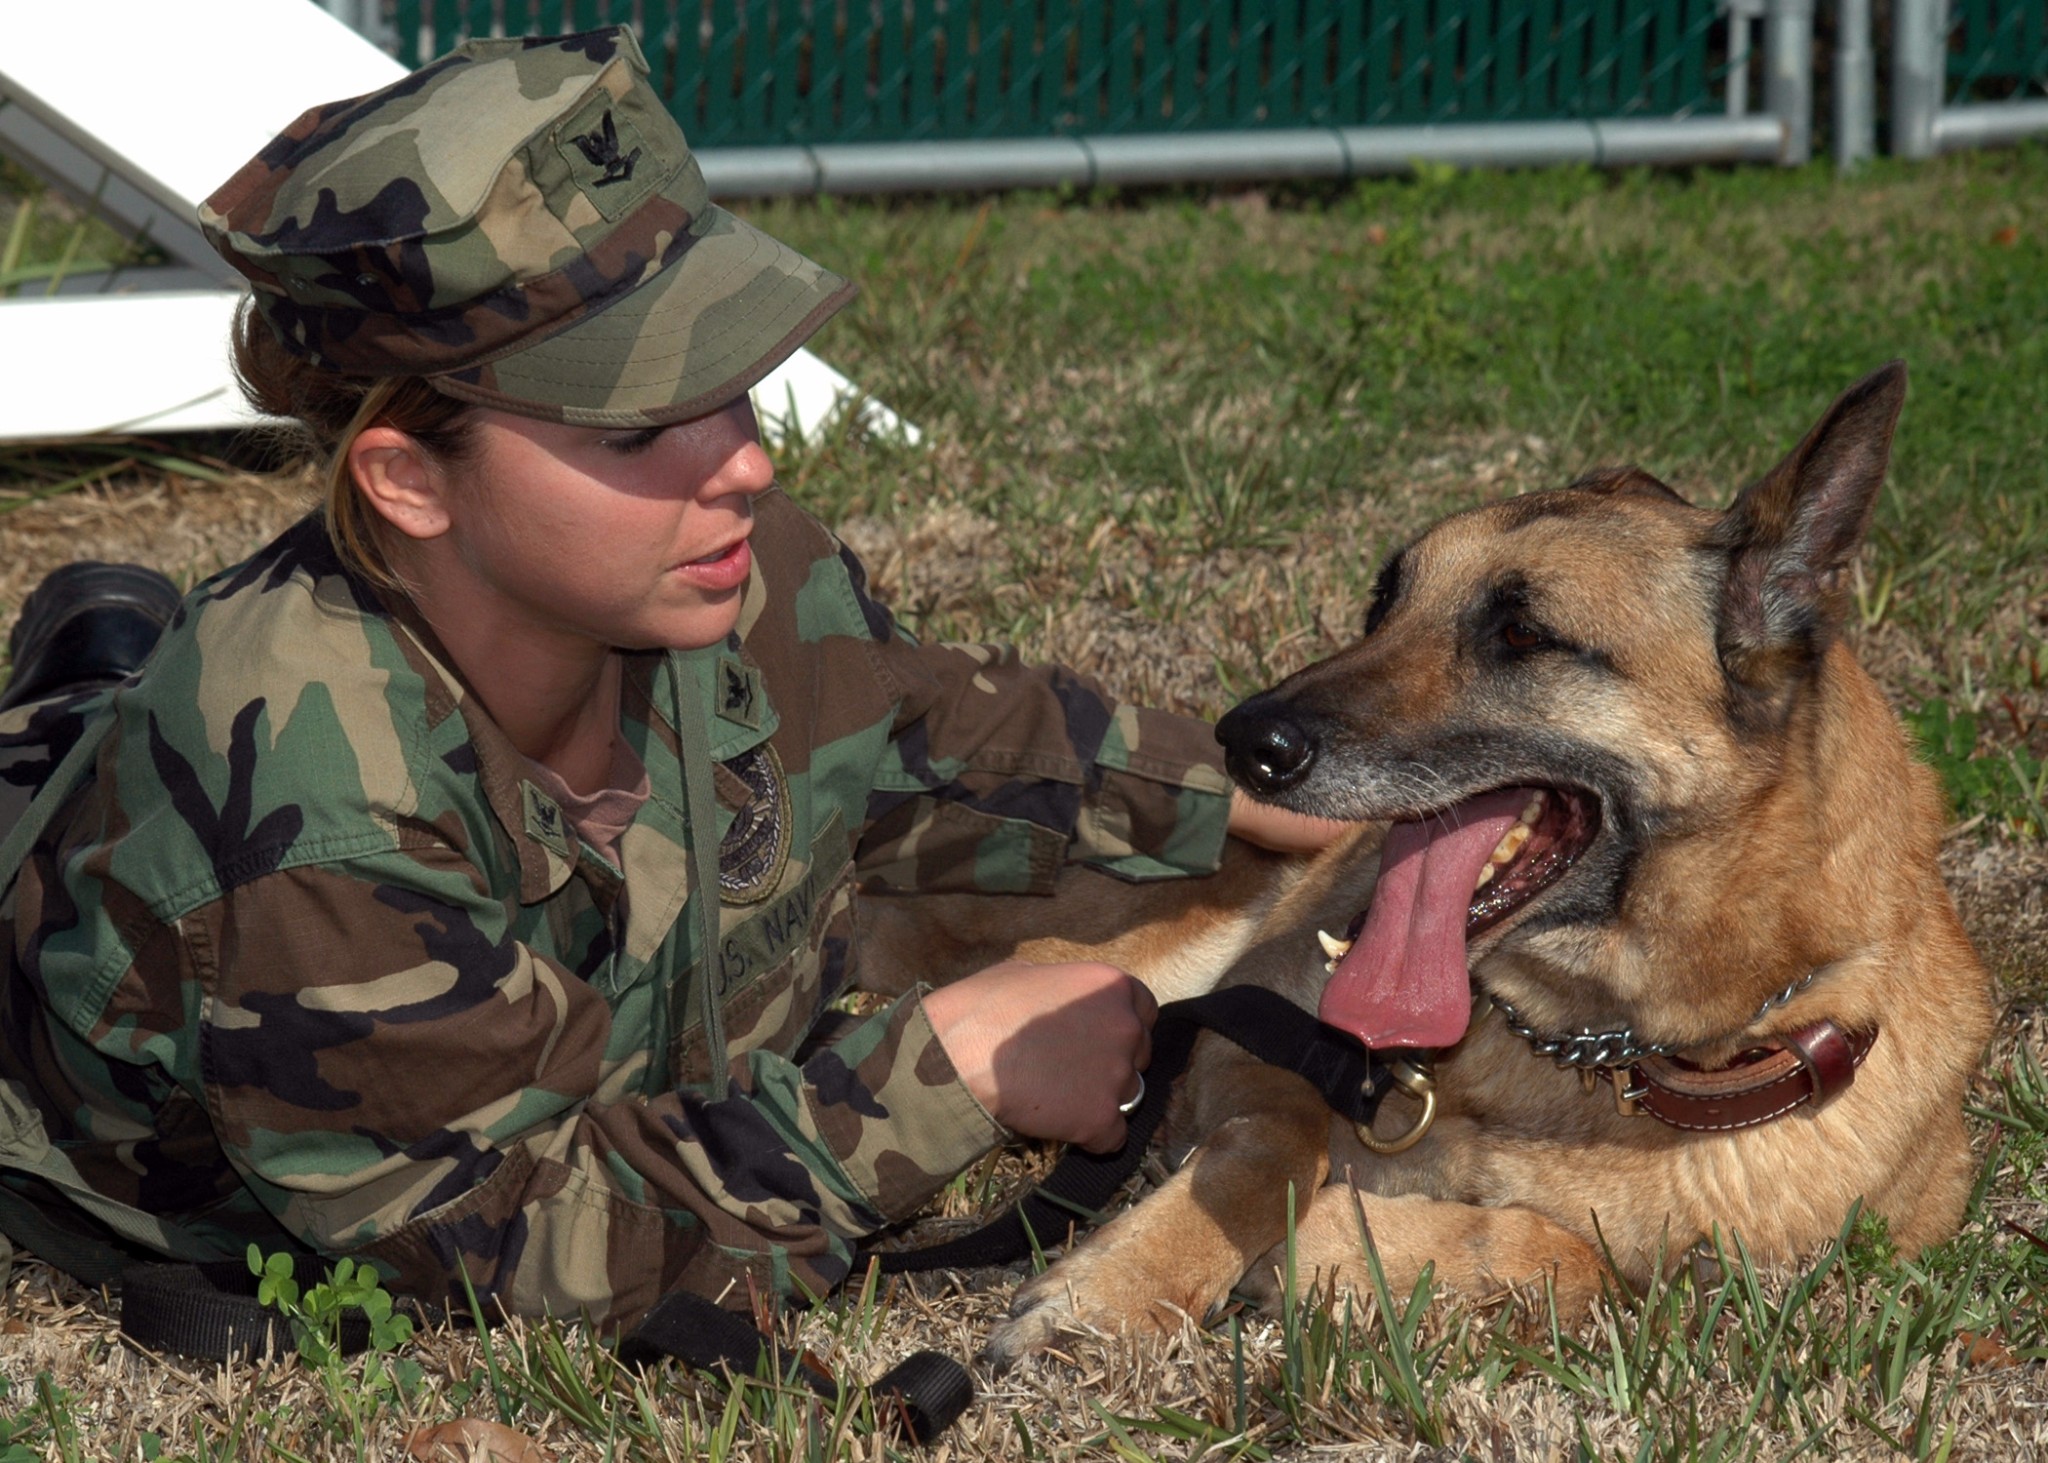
[871,0,905,137]
[839,0,879,138]
[1266,0,1301,125]
[1642,0,1673,113]
[1492,0,1525,116]
[805,0,838,142]
[428,0,459,58]
[831,0,860,140]
[996,0,1036,132]
[1135,0,1170,128]
[1462,0,1494,118]
[395,0,419,64]
[1557,0,1587,117]
[1171,0,1207,128]
[1615,1,1649,113]
[969,0,1004,133]
[1192,0,1228,129]
[1036,1,1068,131]
[1577,0,1604,113]
[1524,0,1559,115]
[1298,0,1334,123]
[742,0,778,142]
[1360,1,1399,123]
[906,1,938,138]
[1678,0,1710,114]
[1064,0,1097,129]
[1331,0,1367,123]
[1948,0,1976,95]
[1429,0,1463,118]
[1099,2,1132,131]
[1397,0,1427,117]
[1237,1,1273,125]
[935,0,971,133]
[764,0,802,138]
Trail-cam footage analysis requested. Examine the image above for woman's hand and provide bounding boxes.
[1228,788,1352,853]
[923,961,1157,1154]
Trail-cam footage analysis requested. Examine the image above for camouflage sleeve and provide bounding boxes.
[80,857,995,1328]
[848,565,1233,895]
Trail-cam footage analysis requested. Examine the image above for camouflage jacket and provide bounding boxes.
[0,491,1231,1327]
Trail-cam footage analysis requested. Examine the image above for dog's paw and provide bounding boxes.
[981,1242,1217,1368]
[981,1272,1083,1368]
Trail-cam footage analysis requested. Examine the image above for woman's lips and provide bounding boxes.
[673,536,751,591]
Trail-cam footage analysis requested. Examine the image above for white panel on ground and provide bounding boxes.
[0,293,258,440]
[0,0,916,447]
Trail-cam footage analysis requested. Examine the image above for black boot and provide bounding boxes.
[0,562,182,713]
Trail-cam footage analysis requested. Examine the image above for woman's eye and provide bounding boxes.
[600,427,664,455]
[1501,621,1545,650]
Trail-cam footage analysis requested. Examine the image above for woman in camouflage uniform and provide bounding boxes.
[0,30,1334,1329]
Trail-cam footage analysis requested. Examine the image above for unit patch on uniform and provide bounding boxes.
[718,744,792,904]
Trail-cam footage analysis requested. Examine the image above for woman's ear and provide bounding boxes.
[348,426,452,540]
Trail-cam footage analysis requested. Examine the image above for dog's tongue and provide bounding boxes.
[1319,787,1534,1050]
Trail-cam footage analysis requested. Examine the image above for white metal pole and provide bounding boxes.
[1892,0,1947,158]
[1765,0,1815,164]
[1834,0,1876,166]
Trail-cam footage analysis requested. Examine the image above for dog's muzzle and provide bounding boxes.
[1215,701,1317,794]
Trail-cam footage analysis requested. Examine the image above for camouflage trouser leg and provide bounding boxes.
[0,691,108,839]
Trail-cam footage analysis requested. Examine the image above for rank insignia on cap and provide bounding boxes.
[717,655,763,730]
[570,109,641,185]
[522,782,572,857]
[554,89,658,221]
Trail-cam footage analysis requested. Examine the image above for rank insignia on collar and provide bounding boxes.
[717,654,764,730]
[718,744,792,904]
[521,782,571,858]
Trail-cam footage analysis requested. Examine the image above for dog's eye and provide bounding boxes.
[1501,621,1545,650]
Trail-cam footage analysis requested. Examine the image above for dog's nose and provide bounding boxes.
[1215,703,1317,793]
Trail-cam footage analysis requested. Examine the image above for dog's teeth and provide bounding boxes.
[1521,791,1546,824]
[1489,821,1532,866]
[1317,929,1353,961]
[1474,862,1497,890]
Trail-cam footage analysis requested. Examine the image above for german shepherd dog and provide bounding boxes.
[860,362,1996,1363]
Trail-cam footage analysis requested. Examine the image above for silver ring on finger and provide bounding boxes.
[1117,1073,1146,1116]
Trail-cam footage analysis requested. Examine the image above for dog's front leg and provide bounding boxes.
[985,1045,1332,1365]
[1237,1179,1608,1319]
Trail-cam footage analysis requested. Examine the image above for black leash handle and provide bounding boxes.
[121,1259,368,1362]
[120,1260,974,1445]
[619,1289,972,1443]
[874,985,1391,1275]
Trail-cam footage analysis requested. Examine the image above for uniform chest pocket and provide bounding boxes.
[671,807,852,1087]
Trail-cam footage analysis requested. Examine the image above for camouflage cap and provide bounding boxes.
[199,28,854,426]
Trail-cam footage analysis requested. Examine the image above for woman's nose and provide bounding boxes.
[705,400,776,499]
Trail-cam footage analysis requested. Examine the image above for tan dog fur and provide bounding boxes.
[857,363,1996,1363]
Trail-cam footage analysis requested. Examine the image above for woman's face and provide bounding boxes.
[419,396,775,658]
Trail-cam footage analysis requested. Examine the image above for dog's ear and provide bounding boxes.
[1715,361,1907,693]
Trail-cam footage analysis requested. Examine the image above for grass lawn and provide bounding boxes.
[0,145,2044,1460]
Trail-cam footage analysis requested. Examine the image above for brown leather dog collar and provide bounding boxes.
[1616,1021,1879,1132]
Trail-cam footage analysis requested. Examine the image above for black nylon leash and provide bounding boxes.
[115,1258,972,1443]
[619,1290,972,1442]
[120,1258,371,1361]
[873,984,1391,1275]
[102,986,1376,1446]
